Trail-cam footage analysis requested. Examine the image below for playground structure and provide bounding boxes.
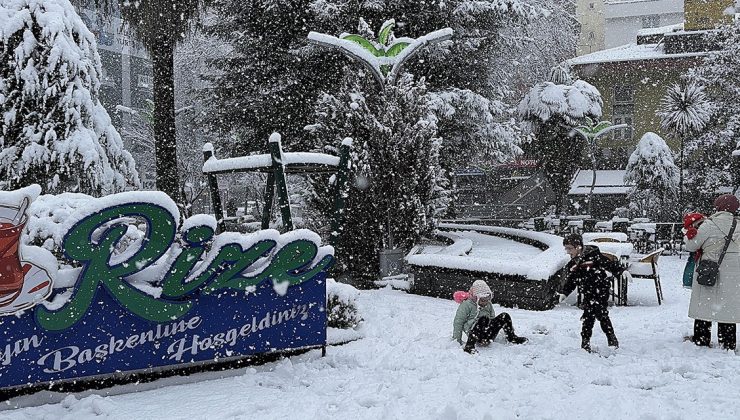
[202,133,352,245]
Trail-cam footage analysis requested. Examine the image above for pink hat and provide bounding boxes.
[714,194,740,213]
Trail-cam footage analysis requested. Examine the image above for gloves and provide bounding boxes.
[558,293,567,303]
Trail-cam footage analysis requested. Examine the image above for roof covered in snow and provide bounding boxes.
[569,169,634,195]
[567,43,707,66]
[636,22,684,37]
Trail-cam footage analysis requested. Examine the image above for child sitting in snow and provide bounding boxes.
[558,233,624,352]
[682,212,705,289]
[452,280,527,354]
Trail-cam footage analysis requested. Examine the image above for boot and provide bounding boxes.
[463,345,478,354]
[607,334,619,349]
[508,335,528,345]
[581,338,592,353]
[684,335,711,347]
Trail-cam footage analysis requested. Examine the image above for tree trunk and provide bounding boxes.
[152,41,182,204]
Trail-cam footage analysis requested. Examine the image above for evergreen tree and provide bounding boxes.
[517,79,602,213]
[623,132,679,220]
[683,21,740,208]
[203,0,344,154]
[0,0,139,195]
[307,73,449,282]
[204,1,546,162]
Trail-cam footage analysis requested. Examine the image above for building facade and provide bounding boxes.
[604,0,684,48]
[576,0,685,55]
[569,0,733,154]
[577,0,607,55]
[77,5,155,189]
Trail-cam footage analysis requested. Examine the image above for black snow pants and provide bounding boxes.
[464,313,518,350]
[694,320,736,350]
[581,306,617,345]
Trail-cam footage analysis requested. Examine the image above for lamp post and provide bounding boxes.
[572,119,629,217]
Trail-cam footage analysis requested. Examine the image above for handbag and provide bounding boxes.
[696,218,737,287]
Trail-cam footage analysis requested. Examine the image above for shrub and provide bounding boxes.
[326,279,362,329]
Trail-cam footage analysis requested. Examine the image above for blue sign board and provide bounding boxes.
[0,190,332,390]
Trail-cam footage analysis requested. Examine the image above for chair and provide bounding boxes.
[612,221,628,234]
[601,252,625,305]
[583,219,597,232]
[655,223,673,253]
[627,248,665,305]
[534,217,546,232]
[593,237,621,243]
[560,218,568,235]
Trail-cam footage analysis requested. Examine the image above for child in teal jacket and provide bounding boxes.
[452,280,527,353]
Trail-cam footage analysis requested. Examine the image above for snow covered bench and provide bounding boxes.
[407,224,571,310]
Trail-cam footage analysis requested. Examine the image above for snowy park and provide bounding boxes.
[4,255,740,419]
[3,0,740,417]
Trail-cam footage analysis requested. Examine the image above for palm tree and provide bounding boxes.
[74,1,203,204]
[657,81,713,209]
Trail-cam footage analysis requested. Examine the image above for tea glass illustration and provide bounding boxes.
[0,204,27,305]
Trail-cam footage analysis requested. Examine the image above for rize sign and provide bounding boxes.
[0,189,333,390]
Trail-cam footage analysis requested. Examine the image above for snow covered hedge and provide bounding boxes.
[0,0,139,195]
[407,223,569,281]
[326,278,362,330]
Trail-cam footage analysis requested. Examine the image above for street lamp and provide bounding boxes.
[571,119,629,217]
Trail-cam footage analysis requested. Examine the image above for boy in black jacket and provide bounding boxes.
[559,233,624,352]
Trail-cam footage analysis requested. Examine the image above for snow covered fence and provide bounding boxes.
[407,224,570,310]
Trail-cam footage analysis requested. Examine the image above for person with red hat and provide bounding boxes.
[684,194,740,351]
[681,212,705,289]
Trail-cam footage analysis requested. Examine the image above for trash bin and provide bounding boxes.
[379,248,405,278]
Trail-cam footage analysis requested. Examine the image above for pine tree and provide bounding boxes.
[307,73,449,282]
[624,132,679,220]
[0,0,139,195]
[203,0,344,154]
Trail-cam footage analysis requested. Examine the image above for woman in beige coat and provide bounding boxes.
[684,194,740,351]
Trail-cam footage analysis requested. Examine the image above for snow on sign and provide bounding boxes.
[0,187,333,391]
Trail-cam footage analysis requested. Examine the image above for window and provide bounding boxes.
[641,15,660,29]
[137,74,153,89]
[589,2,595,9]
[612,85,634,142]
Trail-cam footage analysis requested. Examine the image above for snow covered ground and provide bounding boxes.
[4,255,740,419]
